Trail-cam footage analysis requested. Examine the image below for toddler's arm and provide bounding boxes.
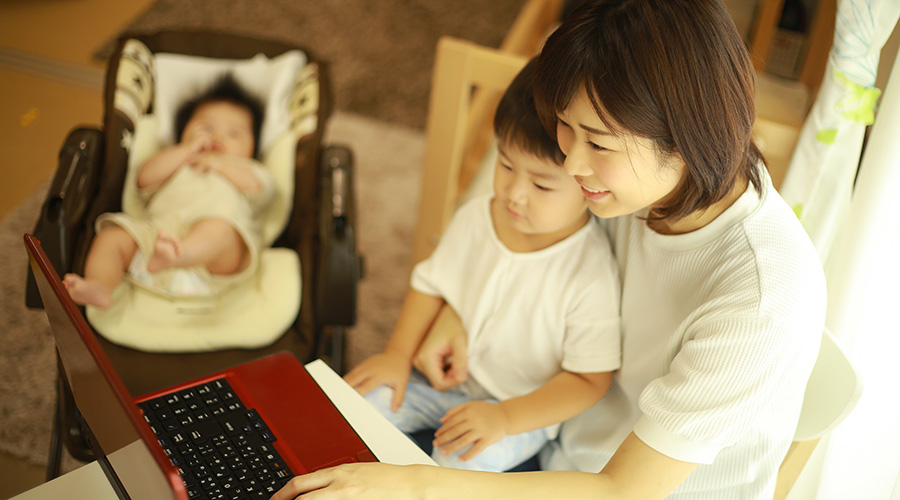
[344,289,445,410]
[434,370,614,461]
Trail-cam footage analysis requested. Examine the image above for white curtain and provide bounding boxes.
[780,1,900,498]
[780,0,899,261]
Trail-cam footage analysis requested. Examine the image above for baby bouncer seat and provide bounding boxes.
[24,30,362,477]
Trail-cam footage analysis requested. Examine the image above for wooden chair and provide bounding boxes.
[744,0,835,99]
[412,37,529,264]
[774,328,863,499]
[411,0,563,264]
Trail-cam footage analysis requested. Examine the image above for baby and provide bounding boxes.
[65,74,275,308]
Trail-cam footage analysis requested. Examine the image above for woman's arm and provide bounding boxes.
[273,433,697,500]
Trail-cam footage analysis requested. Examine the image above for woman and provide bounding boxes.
[273,0,826,498]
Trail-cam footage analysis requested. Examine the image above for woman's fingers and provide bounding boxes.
[271,469,335,499]
[273,463,430,500]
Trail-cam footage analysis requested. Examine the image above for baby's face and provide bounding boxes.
[182,100,255,158]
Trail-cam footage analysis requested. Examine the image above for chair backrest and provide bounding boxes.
[412,0,567,266]
[793,328,863,441]
[412,37,529,265]
[741,0,834,98]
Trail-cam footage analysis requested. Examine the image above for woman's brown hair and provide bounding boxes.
[534,0,765,222]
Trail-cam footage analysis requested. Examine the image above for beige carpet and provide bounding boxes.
[0,111,423,467]
[94,0,528,129]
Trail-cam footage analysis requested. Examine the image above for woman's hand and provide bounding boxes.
[412,304,469,391]
[343,351,412,411]
[271,463,436,500]
[434,401,508,461]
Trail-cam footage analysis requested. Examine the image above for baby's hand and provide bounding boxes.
[190,151,233,174]
[181,135,213,166]
[343,351,412,411]
[185,134,213,154]
[433,401,508,461]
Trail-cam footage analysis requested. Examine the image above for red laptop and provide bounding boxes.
[25,234,376,500]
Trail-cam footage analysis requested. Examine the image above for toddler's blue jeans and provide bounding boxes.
[364,371,548,472]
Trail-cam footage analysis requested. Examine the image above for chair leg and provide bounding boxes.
[317,325,347,375]
[55,357,97,465]
[45,393,64,481]
[330,326,344,375]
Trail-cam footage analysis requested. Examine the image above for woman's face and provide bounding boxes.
[555,87,684,219]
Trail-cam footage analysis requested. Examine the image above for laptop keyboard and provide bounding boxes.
[138,378,295,499]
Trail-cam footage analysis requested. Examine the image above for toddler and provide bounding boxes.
[344,59,621,472]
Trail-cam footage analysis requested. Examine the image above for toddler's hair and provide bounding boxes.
[493,58,565,165]
[174,73,265,157]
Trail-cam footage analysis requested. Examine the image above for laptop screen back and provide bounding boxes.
[26,234,187,500]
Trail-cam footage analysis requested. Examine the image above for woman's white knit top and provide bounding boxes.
[541,171,827,500]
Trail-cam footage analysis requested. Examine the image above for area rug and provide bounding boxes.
[0,111,423,468]
[94,0,529,130]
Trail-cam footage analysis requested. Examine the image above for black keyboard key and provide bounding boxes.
[162,421,180,433]
[141,377,293,496]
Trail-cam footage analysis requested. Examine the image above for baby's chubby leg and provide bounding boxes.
[146,229,181,273]
[147,218,247,275]
[64,225,138,308]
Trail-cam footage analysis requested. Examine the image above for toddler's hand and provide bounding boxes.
[434,401,508,461]
[343,351,412,411]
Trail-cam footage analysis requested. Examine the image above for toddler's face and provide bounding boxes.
[182,100,255,158]
[492,142,588,238]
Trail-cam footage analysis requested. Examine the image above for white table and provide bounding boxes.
[12,359,435,499]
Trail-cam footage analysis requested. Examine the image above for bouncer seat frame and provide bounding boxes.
[24,30,363,478]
